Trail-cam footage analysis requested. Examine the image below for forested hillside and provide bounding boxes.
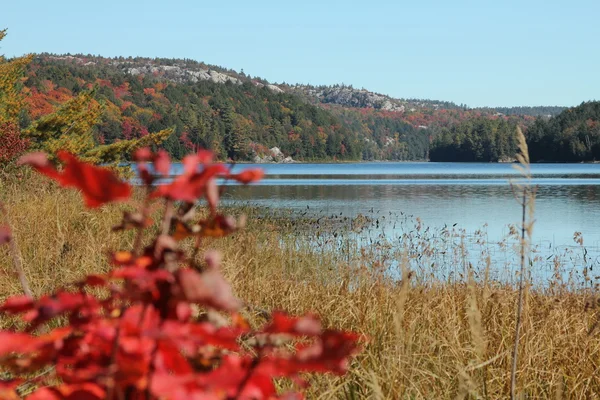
[18,55,548,162]
[10,54,584,162]
[429,118,520,162]
[429,102,600,162]
[526,102,600,162]
[23,56,363,161]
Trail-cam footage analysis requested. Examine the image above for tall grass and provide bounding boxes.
[1,171,600,399]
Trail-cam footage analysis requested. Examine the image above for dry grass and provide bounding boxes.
[1,173,600,399]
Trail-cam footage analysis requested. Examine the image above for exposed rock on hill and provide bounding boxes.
[290,85,406,112]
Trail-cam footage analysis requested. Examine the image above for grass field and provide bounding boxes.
[1,172,600,399]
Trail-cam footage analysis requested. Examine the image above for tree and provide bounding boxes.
[0,30,31,166]
[0,30,33,126]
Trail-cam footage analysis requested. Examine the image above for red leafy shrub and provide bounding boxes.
[0,123,30,166]
[0,150,362,399]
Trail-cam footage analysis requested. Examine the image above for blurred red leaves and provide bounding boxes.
[2,148,361,399]
[18,151,131,208]
[0,226,11,245]
[230,168,265,184]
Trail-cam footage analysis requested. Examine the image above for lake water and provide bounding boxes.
[216,162,600,248]
[165,162,600,282]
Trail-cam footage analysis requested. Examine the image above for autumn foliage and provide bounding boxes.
[0,150,361,399]
[0,123,30,166]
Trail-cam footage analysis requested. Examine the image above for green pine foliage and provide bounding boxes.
[526,102,600,162]
[429,118,519,162]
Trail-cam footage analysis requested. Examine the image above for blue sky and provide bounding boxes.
[1,0,598,107]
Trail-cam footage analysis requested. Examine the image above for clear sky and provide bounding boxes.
[1,0,598,107]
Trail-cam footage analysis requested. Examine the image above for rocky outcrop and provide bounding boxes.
[252,147,295,163]
[266,84,284,93]
[127,65,242,85]
[290,85,407,112]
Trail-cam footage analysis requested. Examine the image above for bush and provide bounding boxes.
[0,149,361,399]
[0,123,29,167]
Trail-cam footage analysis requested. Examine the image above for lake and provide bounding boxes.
[165,162,600,282]
[215,162,600,248]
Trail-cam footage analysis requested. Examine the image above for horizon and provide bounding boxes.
[2,0,598,108]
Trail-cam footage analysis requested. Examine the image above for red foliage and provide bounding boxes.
[26,88,55,119]
[1,149,362,399]
[0,123,30,166]
[17,151,131,208]
[122,119,134,140]
[113,83,131,100]
[0,226,11,245]
[230,169,265,184]
[180,131,196,152]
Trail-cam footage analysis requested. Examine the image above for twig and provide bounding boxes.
[0,203,33,298]
[160,199,174,236]
[231,357,260,400]
[106,306,126,400]
[132,188,152,256]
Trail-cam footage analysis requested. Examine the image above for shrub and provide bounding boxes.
[0,149,361,399]
[0,123,30,167]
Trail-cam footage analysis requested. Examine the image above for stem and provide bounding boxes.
[190,236,203,271]
[510,189,527,400]
[144,317,165,400]
[231,357,259,400]
[0,204,33,298]
[132,188,152,256]
[160,200,174,236]
[106,306,126,400]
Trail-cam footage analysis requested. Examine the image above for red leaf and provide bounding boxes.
[0,379,23,400]
[27,383,106,400]
[176,268,241,312]
[197,150,214,164]
[198,215,237,238]
[0,226,12,245]
[230,168,264,184]
[26,388,61,400]
[23,292,99,328]
[153,164,229,203]
[0,331,38,355]
[265,330,363,376]
[0,295,34,314]
[19,152,131,208]
[263,312,322,337]
[132,147,152,162]
[82,274,107,287]
[157,320,242,351]
[154,341,192,374]
[153,149,171,177]
[17,152,60,180]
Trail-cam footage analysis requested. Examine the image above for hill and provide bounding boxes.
[18,54,563,162]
